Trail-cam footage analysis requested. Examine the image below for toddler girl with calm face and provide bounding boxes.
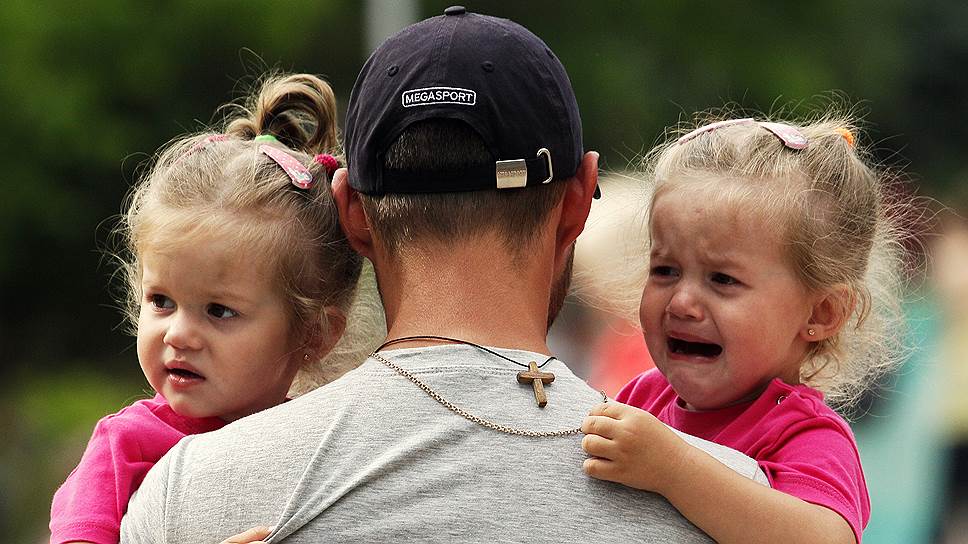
[582,115,908,543]
[50,74,369,544]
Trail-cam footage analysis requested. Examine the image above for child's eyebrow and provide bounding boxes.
[701,250,744,269]
[206,289,257,305]
[139,277,164,290]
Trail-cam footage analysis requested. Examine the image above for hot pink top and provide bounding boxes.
[618,369,870,543]
[49,393,225,544]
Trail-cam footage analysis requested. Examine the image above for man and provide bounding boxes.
[121,8,766,542]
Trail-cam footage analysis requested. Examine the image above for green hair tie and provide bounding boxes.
[254,134,278,143]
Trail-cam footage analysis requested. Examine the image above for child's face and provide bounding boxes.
[639,189,815,411]
[136,239,304,422]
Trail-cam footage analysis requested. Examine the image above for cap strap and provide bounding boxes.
[380,154,552,194]
[495,154,551,190]
[496,148,553,190]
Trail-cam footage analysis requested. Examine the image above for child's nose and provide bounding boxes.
[163,312,204,350]
[666,286,704,321]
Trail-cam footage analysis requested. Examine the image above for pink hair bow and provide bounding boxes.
[260,144,315,189]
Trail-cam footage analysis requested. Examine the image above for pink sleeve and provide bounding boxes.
[758,417,870,544]
[49,406,182,544]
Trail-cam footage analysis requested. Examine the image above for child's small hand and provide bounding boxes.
[581,401,689,494]
[219,525,273,544]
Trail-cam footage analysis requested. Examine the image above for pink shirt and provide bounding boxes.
[50,394,225,544]
[618,369,870,543]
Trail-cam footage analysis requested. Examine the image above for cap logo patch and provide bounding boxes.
[402,87,476,108]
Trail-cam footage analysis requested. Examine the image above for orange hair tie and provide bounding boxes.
[836,128,855,147]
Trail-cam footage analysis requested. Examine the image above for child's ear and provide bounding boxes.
[801,285,854,342]
[301,306,347,363]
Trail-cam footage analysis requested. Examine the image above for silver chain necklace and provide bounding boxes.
[370,351,606,438]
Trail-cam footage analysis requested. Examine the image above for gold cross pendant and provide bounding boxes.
[517,361,555,407]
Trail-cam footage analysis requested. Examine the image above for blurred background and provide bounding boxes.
[1,1,966,542]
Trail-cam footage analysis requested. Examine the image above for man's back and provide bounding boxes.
[121,345,766,543]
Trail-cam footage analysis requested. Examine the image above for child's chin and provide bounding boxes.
[672,384,728,411]
[681,399,721,411]
[167,396,214,419]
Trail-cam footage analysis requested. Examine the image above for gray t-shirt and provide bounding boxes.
[120,345,767,543]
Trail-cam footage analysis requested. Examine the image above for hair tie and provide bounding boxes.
[175,134,228,164]
[836,128,855,148]
[186,134,228,155]
[678,118,808,150]
[313,153,340,177]
[254,134,279,143]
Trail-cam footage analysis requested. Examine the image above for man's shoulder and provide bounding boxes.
[177,363,377,458]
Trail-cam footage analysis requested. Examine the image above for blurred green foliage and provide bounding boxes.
[1,371,145,541]
[2,0,965,541]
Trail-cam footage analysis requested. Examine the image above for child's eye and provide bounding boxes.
[650,265,678,278]
[148,294,175,310]
[711,272,739,285]
[207,304,238,319]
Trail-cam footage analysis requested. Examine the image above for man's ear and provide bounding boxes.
[556,151,599,257]
[332,168,375,260]
[802,285,854,342]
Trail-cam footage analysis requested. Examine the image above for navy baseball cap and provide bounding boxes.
[345,6,599,198]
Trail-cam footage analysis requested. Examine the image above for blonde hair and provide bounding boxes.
[118,73,384,395]
[641,111,909,411]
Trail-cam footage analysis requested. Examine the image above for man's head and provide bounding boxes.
[343,7,595,255]
[338,7,597,326]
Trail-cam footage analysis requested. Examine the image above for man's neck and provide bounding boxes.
[375,238,556,355]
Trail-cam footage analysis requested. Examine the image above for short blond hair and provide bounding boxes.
[117,73,382,393]
[359,119,568,259]
[643,112,910,410]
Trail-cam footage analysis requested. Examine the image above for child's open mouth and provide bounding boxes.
[166,367,205,385]
[668,337,723,358]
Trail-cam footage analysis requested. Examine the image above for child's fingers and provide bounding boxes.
[581,432,615,459]
[587,400,614,417]
[582,456,621,483]
[220,526,272,543]
[587,400,636,420]
[581,414,618,438]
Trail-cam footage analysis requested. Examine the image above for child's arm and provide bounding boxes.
[54,397,224,544]
[50,414,143,544]
[219,526,272,543]
[59,526,272,544]
[581,402,855,544]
